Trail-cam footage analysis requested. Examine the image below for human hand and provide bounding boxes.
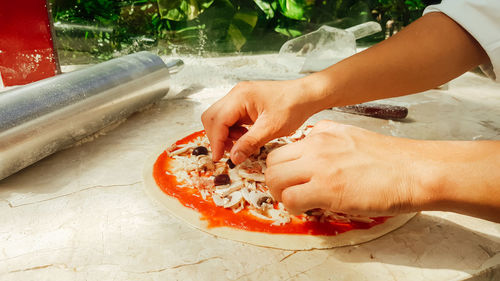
[265,120,430,216]
[202,79,324,164]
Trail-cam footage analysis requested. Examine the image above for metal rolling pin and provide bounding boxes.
[0,52,182,180]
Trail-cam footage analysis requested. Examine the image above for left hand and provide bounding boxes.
[265,120,430,216]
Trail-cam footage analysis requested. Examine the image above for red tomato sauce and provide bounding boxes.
[153,130,389,235]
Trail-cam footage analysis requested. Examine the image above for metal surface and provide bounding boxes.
[0,51,174,180]
[165,59,184,74]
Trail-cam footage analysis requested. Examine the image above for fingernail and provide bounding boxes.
[232,151,246,165]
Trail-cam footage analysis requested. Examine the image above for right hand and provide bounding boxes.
[202,79,321,164]
[265,120,425,216]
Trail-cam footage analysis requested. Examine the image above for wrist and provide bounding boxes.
[408,140,500,222]
[297,72,341,113]
[407,140,465,213]
[409,154,448,213]
[395,139,456,213]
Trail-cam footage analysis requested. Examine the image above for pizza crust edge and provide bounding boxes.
[143,144,417,250]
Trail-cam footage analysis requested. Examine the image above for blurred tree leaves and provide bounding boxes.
[51,0,430,60]
[157,0,214,21]
[155,0,382,52]
[277,0,314,20]
[159,0,259,51]
[254,0,276,19]
[376,0,425,26]
[227,9,258,50]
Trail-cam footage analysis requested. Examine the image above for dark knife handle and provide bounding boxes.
[334,103,408,120]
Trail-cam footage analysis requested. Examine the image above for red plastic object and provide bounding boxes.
[0,0,60,87]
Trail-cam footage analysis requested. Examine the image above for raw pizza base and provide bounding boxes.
[143,131,417,250]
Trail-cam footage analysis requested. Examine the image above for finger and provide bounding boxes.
[228,125,248,141]
[229,115,277,164]
[280,182,330,216]
[202,115,228,162]
[266,140,305,167]
[265,160,312,202]
[224,139,234,153]
[202,101,245,162]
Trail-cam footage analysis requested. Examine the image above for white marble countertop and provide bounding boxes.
[1,54,499,280]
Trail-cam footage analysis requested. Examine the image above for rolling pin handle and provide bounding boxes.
[166,59,184,74]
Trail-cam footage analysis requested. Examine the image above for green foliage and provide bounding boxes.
[277,0,314,20]
[53,0,121,25]
[376,0,425,26]
[158,0,215,21]
[50,0,429,61]
[254,0,276,19]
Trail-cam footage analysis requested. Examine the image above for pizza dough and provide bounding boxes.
[142,130,416,250]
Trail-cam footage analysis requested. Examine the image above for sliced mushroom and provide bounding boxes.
[197,155,215,171]
[241,188,272,209]
[212,194,225,207]
[238,169,265,182]
[214,181,244,197]
[224,191,243,208]
[249,210,273,221]
[168,143,196,156]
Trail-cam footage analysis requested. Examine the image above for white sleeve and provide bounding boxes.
[424,0,500,81]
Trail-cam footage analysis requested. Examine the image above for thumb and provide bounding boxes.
[230,117,277,165]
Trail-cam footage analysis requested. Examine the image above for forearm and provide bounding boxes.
[301,12,490,109]
[415,140,500,222]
